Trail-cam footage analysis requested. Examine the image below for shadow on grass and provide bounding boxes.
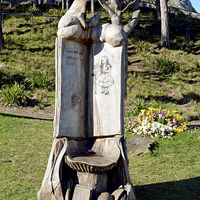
[0,112,53,121]
[136,93,200,105]
[135,177,200,200]
[33,19,59,27]
[0,69,28,88]
[128,59,143,65]
[28,46,54,53]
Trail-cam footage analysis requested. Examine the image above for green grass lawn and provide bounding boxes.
[0,113,200,199]
[0,113,53,200]
[129,130,200,200]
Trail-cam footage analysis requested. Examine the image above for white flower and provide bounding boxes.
[166,126,172,132]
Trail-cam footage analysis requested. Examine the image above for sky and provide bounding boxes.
[190,0,200,13]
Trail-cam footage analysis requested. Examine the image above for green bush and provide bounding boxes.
[0,82,27,106]
[194,60,200,70]
[136,41,154,53]
[155,56,180,74]
[26,6,40,15]
[32,71,55,91]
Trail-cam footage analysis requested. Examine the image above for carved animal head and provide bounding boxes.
[68,0,87,16]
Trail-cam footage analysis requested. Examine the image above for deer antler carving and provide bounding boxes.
[98,0,140,36]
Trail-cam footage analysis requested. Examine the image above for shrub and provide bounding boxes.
[136,41,154,53]
[194,60,200,70]
[155,56,180,74]
[26,6,40,15]
[0,82,27,106]
[32,71,55,91]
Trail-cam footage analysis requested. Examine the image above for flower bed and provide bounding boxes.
[125,107,188,139]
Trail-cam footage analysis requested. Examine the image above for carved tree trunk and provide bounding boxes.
[160,0,169,47]
[98,0,140,97]
[0,1,4,51]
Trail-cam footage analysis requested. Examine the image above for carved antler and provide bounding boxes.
[98,0,140,35]
[123,9,140,36]
[98,0,122,25]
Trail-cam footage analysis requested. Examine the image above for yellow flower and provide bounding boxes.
[156,108,161,113]
[183,122,187,127]
[175,126,183,132]
[146,112,150,116]
[167,111,172,116]
[172,110,178,114]
[139,109,146,117]
[138,119,142,125]
[182,122,187,129]
[179,127,184,132]
[175,114,182,121]
[148,107,154,111]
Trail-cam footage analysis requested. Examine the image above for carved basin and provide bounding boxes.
[65,137,121,173]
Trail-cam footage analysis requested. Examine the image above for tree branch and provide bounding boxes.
[98,0,115,16]
[122,0,137,13]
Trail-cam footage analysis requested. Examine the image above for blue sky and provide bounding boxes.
[190,0,200,13]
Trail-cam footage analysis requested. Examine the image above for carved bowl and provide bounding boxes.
[65,154,118,173]
[65,137,121,173]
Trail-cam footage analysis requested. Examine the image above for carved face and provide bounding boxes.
[101,56,109,65]
[101,57,107,64]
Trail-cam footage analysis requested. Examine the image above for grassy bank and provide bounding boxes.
[0,8,200,121]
